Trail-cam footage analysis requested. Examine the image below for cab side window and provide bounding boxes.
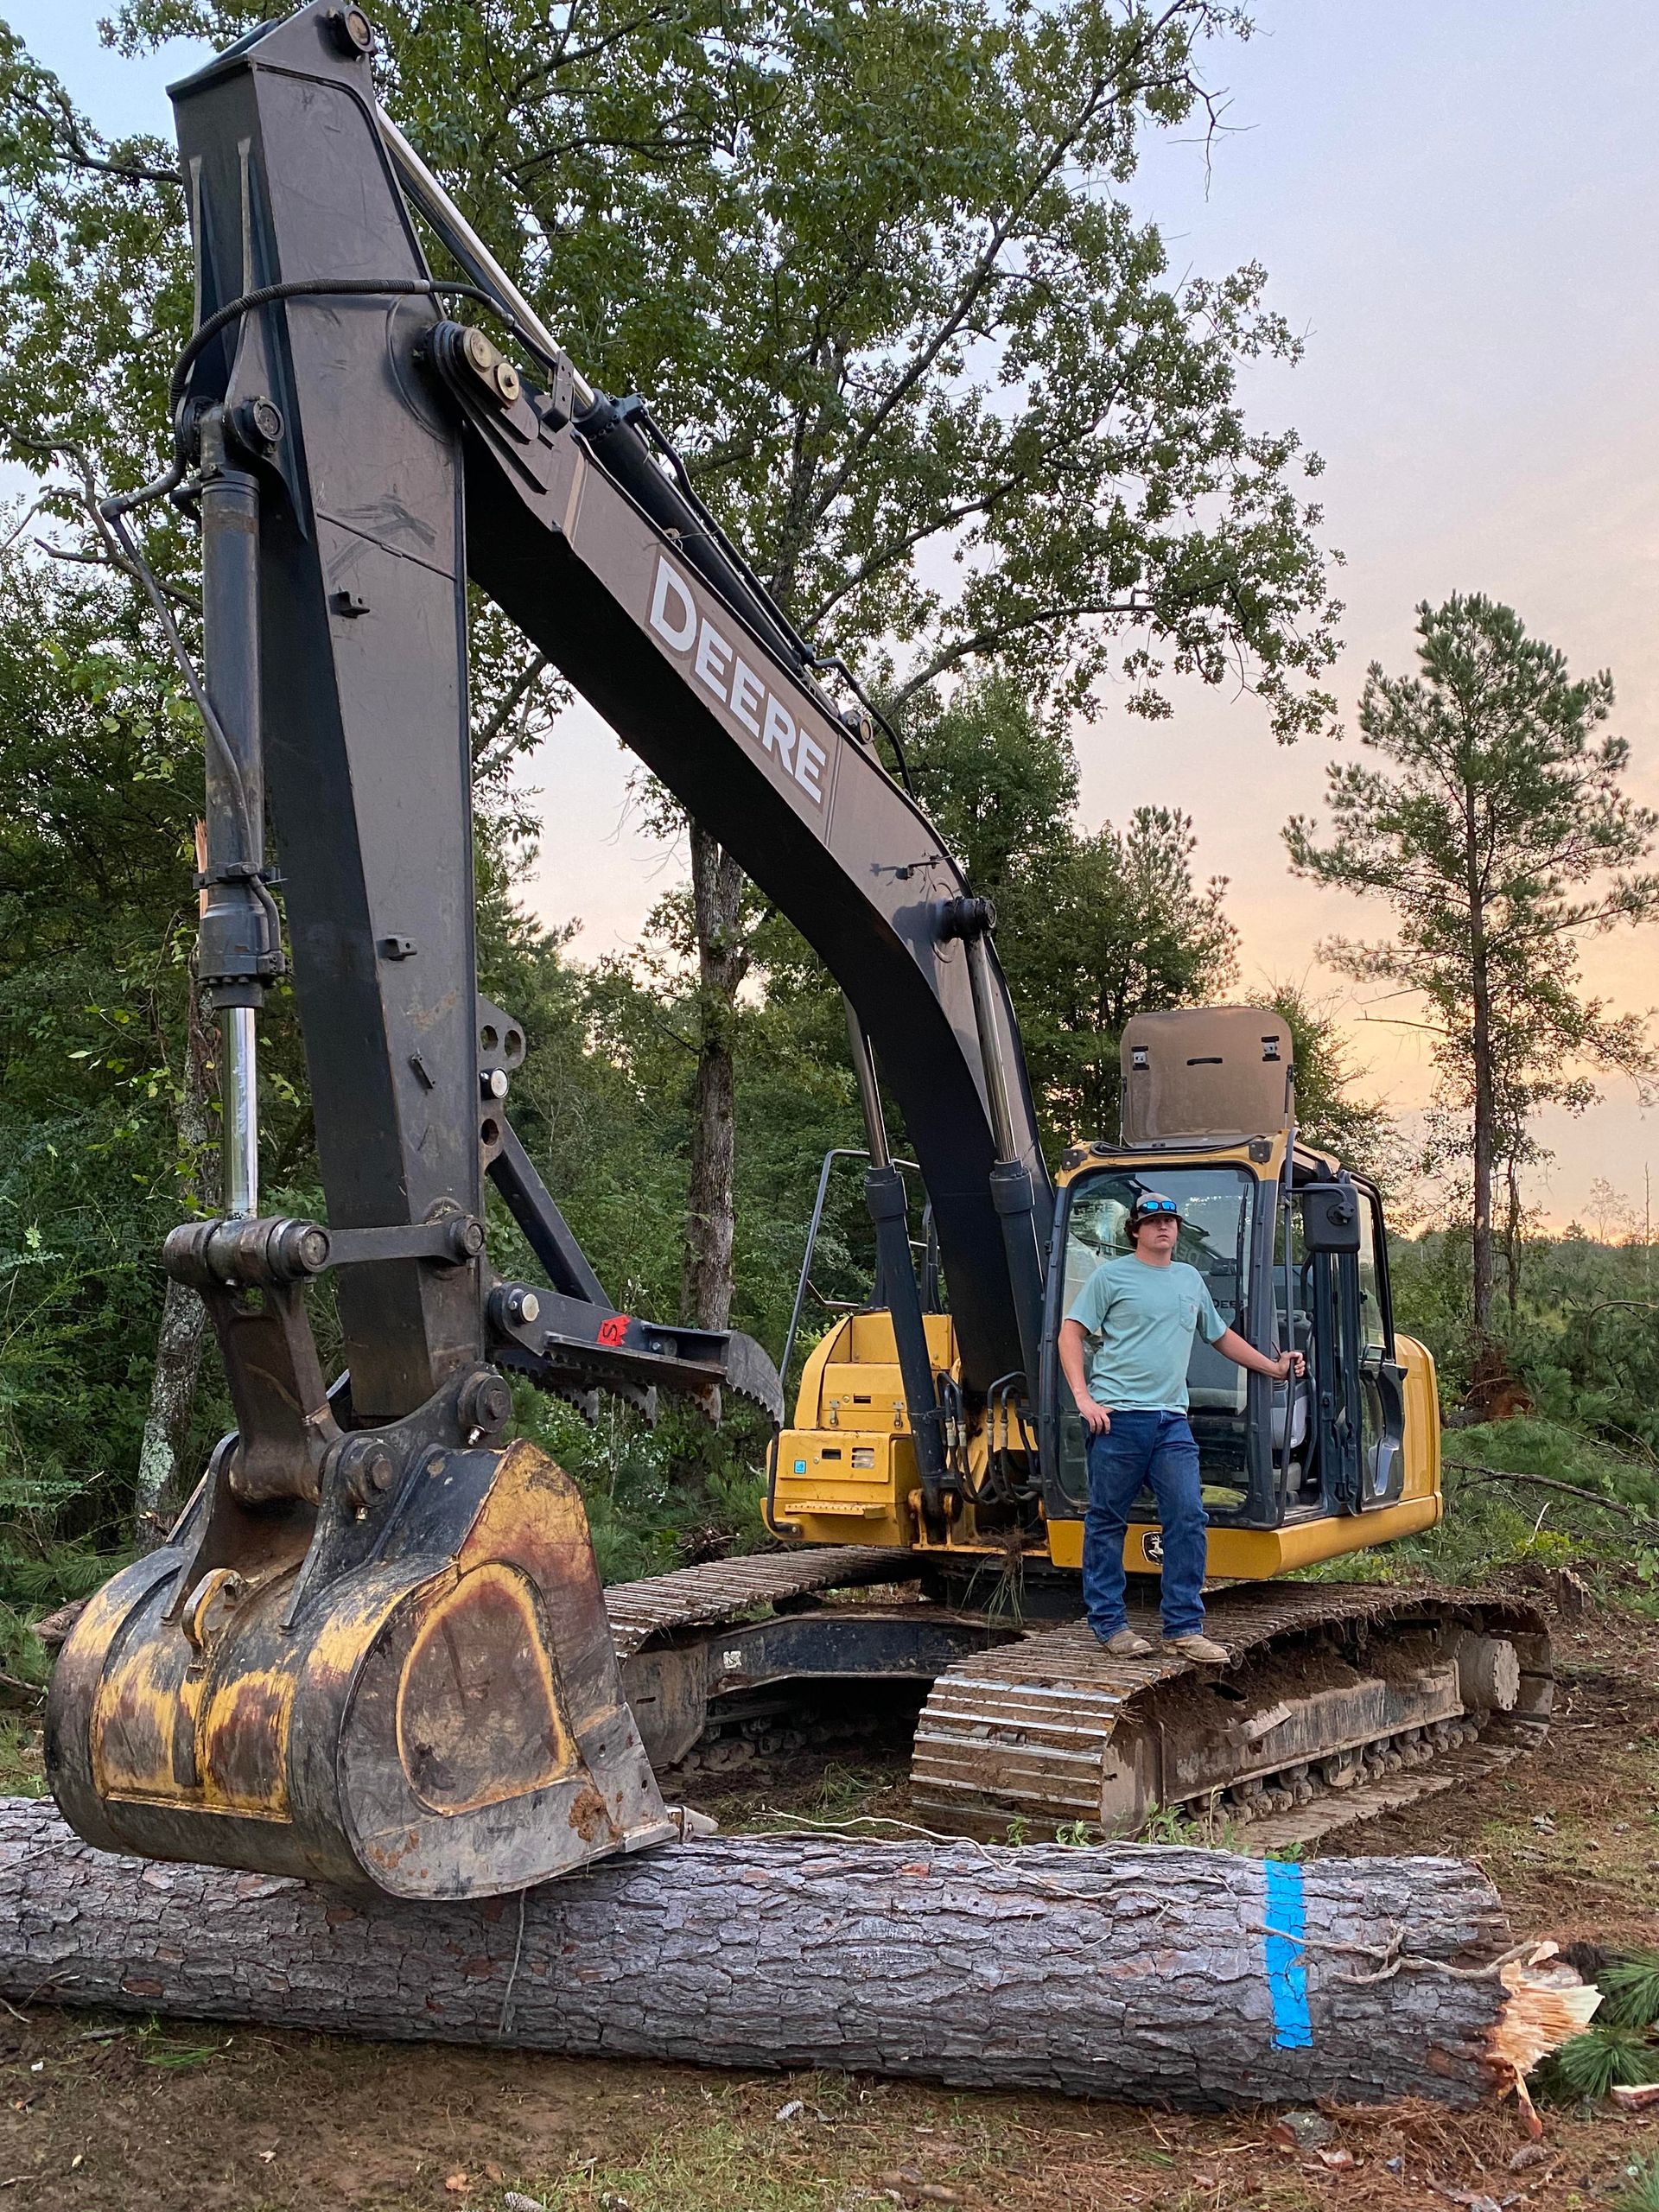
[1355,1185,1392,1357]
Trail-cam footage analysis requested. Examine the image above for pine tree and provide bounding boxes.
[1287,594,1659,1359]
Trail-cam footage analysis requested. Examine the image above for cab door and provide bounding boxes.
[1355,1182,1407,1507]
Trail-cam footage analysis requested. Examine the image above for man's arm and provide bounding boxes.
[1214,1326,1304,1382]
[1058,1318,1112,1434]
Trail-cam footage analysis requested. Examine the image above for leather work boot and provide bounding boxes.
[1164,1631,1230,1665]
[1097,1625,1154,1657]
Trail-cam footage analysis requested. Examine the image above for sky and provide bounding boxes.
[12,0,1659,1227]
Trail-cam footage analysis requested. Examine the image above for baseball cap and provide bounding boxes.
[1129,1192,1181,1228]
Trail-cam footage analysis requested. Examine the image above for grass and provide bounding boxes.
[804,1761,896,1819]
[1139,1800,1245,1852]
[136,2025,231,2071]
[709,1751,916,1841]
[531,2117,861,2211]
[1297,1416,1659,1602]
[1614,2157,1659,2212]
[0,1710,45,1796]
[376,2075,1026,2212]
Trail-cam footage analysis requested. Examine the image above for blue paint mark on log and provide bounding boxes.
[1263,1859,1312,2050]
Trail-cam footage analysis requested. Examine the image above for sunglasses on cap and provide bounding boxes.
[1134,1195,1180,1218]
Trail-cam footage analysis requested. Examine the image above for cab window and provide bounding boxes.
[1064,1165,1255,1344]
[1356,1184,1392,1355]
[1058,1164,1259,1510]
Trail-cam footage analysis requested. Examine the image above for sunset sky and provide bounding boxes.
[16,0,1658,1227]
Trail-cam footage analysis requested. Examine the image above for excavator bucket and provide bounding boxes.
[47,1437,676,1898]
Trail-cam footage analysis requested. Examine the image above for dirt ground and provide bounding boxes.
[1,1586,1656,2212]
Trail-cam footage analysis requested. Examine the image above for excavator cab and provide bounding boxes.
[1039,1005,1438,1579]
[772,1007,1441,1585]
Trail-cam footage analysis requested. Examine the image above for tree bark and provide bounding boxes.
[1503,1152,1523,1318]
[680,824,750,1331]
[0,1801,1593,2111]
[133,951,218,1548]
[133,1283,208,1546]
[1465,796,1496,1348]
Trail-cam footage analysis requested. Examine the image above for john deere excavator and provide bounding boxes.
[47,1,1550,1898]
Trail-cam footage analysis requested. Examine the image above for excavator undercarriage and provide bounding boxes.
[600,1551,1552,1852]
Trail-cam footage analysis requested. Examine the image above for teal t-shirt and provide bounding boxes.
[1066,1256,1227,1412]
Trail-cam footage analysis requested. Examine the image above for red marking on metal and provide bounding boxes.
[597,1314,629,1346]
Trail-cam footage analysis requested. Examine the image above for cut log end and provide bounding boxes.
[1490,1945,1604,2132]
[0,1799,1596,2113]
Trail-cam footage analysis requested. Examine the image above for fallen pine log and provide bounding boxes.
[0,1799,1595,2111]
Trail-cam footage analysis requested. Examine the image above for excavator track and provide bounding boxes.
[605,1555,1553,1848]
[605,1545,916,1657]
[909,1581,1553,1843]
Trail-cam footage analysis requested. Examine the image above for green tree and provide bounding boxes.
[0,556,204,1547]
[904,673,1083,906]
[1011,804,1238,1146]
[0,25,186,489]
[1267,982,1398,1192]
[840,676,1242,1147]
[1286,593,1659,1357]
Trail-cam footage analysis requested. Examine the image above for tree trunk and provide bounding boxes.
[133,1283,208,1547]
[0,1801,1593,2111]
[1503,1153,1523,1318]
[1465,822,1496,1347]
[681,824,750,1331]
[133,954,218,1547]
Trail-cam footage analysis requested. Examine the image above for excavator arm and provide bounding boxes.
[45,0,1054,1897]
[185,0,1050,1420]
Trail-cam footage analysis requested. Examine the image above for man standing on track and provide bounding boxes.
[1058,1191,1305,1663]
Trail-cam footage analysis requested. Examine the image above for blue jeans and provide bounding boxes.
[1084,1411,1208,1640]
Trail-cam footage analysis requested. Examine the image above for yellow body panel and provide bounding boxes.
[1044,1491,1442,1574]
[1396,1332,1441,1497]
[770,1309,962,1546]
[771,1427,917,1543]
[1052,1133,1321,1191]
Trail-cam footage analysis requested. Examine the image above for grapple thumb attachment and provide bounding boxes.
[48,1431,675,1899]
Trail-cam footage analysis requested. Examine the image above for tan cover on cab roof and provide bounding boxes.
[1119,1006,1293,1146]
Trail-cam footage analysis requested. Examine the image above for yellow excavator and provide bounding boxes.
[47,2,1549,1898]
[757,1002,1548,1845]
